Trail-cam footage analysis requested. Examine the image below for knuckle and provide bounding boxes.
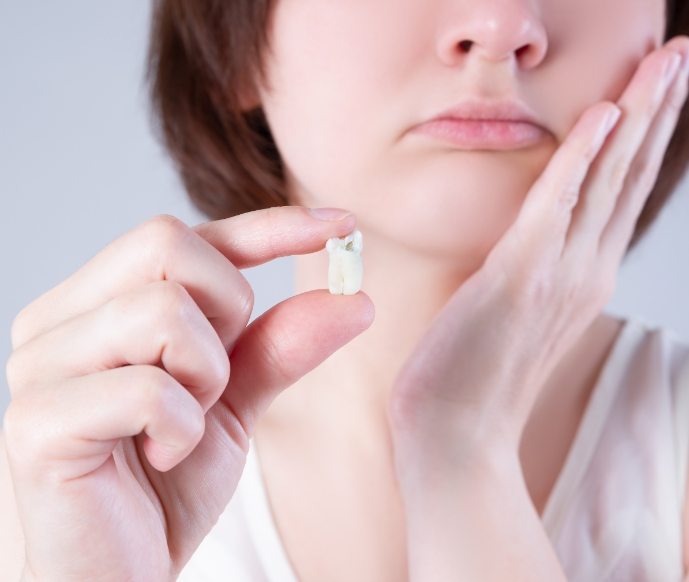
[531,273,561,305]
[140,214,191,262]
[101,290,140,334]
[607,154,631,193]
[146,213,188,232]
[580,140,599,165]
[140,365,176,417]
[572,123,601,163]
[552,270,579,305]
[3,399,39,464]
[156,280,196,321]
[558,263,581,291]
[105,280,196,333]
[211,351,231,392]
[151,282,231,391]
[10,306,32,351]
[4,349,27,396]
[561,255,612,306]
[557,183,581,213]
[187,400,206,441]
[507,268,554,309]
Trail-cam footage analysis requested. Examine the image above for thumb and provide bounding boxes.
[219,288,375,437]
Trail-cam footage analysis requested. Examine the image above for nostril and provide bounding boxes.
[459,40,473,53]
[516,44,532,59]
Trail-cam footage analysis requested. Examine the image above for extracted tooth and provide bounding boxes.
[325,229,363,295]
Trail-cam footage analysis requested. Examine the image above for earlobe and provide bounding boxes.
[234,68,264,112]
[237,84,262,112]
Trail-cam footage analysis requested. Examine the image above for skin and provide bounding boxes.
[1,3,688,582]
[252,0,668,450]
[2,209,375,581]
[246,0,689,579]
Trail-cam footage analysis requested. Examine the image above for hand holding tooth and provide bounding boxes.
[2,207,374,581]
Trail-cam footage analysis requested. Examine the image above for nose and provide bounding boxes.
[435,0,548,70]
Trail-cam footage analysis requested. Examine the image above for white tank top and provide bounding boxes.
[178,316,689,581]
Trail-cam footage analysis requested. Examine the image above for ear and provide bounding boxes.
[235,68,265,112]
[237,84,262,112]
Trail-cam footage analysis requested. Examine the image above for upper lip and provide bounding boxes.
[422,98,544,128]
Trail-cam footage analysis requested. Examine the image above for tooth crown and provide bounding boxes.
[326,229,363,295]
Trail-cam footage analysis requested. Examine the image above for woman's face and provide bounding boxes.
[254,0,667,260]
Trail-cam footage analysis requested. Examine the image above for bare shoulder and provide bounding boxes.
[0,428,26,581]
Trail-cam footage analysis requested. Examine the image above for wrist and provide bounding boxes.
[391,405,522,467]
[396,439,523,504]
[20,563,38,582]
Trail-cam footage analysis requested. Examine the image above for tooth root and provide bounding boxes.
[326,229,364,295]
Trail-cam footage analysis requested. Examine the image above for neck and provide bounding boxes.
[259,220,621,462]
[262,222,501,455]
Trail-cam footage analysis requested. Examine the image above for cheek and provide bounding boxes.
[261,84,381,211]
[258,0,666,254]
[540,0,664,141]
[259,2,397,201]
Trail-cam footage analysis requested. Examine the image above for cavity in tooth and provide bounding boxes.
[325,229,363,295]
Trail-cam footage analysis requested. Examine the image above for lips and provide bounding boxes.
[429,98,543,125]
[409,98,549,150]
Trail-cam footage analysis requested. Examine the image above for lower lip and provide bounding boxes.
[409,118,547,150]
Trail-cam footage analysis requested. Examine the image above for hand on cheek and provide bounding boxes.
[387,37,689,482]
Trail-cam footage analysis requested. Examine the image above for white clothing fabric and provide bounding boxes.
[178,316,689,581]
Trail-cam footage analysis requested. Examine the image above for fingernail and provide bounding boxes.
[603,106,622,134]
[308,207,353,221]
[664,53,681,82]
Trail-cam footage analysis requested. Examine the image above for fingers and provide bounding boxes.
[215,288,375,437]
[502,102,621,268]
[10,207,357,354]
[4,204,372,479]
[6,280,231,413]
[3,364,205,479]
[494,37,689,272]
[562,44,688,261]
[190,205,356,269]
[597,49,689,266]
[4,265,377,480]
[11,214,249,354]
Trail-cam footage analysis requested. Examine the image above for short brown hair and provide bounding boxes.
[145,0,689,257]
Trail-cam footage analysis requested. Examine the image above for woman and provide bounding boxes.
[2,0,689,580]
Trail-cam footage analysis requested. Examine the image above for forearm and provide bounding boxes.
[19,563,36,582]
[401,448,567,582]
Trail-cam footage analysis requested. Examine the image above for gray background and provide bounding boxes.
[1,1,688,417]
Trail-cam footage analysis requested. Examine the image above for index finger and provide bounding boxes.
[497,47,682,269]
[11,206,356,351]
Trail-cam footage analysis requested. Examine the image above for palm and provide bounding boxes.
[51,397,248,581]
